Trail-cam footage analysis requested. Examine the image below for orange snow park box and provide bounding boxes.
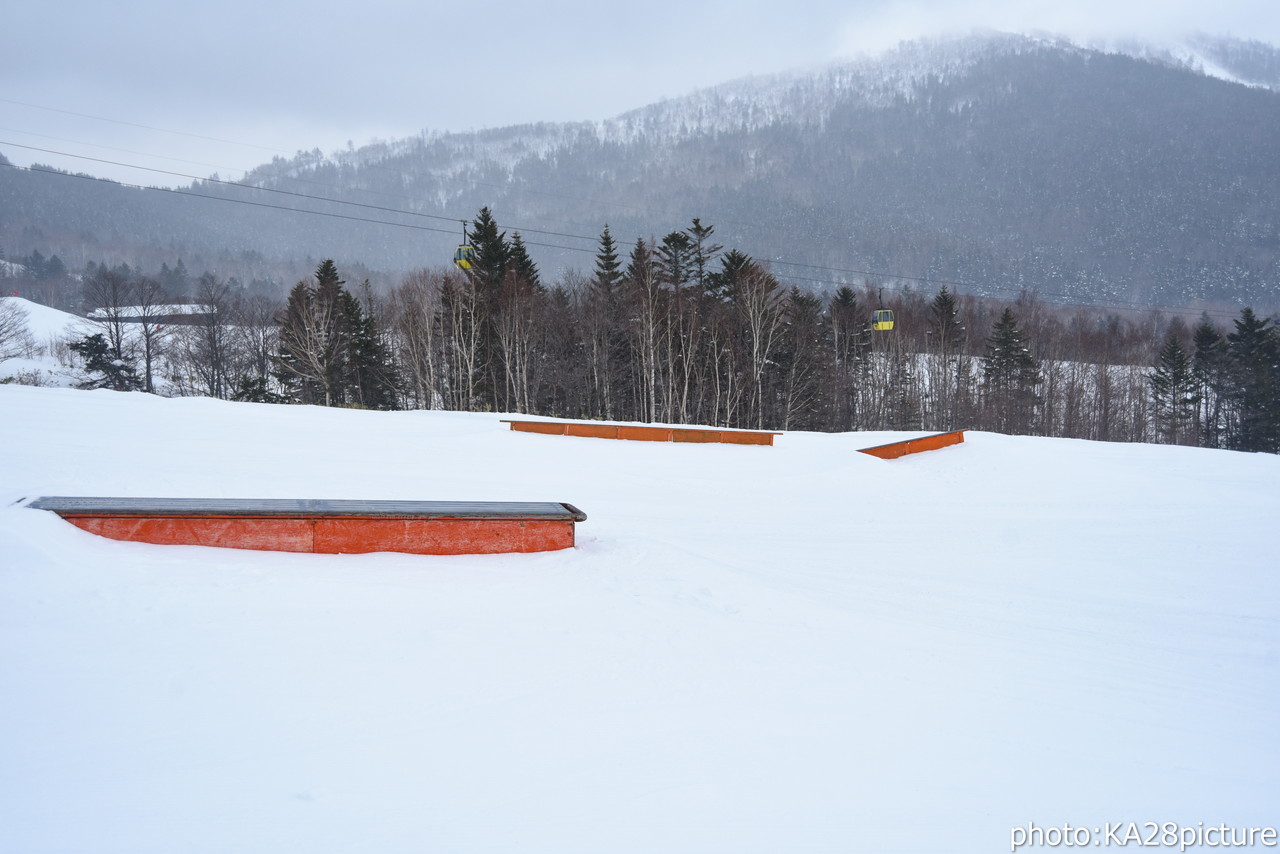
[26,497,587,555]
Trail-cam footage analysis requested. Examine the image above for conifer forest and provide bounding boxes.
[8,208,1280,454]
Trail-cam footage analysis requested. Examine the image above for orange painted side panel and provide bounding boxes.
[718,431,776,446]
[670,428,722,443]
[505,419,778,446]
[617,426,674,442]
[64,516,315,551]
[509,421,568,436]
[59,515,576,554]
[565,423,620,439]
[860,443,906,460]
[859,430,965,459]
[313,518,574,554]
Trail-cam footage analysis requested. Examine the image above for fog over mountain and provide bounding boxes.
[3,31,1279,309]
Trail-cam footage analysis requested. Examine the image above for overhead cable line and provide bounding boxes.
[2,98,1272,318]
[0,97,289,154]
[0,143,1252,321]
[0,141,595,244]
[3,96,659,235]
[0,121,568,228]
[0,159,592,255]
[2,96,673,229]
[0,126,237,174]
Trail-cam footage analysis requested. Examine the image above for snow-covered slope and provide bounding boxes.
[1,386,1277,853]
[279,31,1280,182]
[2,296,87,341]
[0,297,91,386]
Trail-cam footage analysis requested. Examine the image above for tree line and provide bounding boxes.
[36,207,1280,454]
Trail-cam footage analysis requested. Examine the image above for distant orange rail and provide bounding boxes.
[502,420,780,446]
[857,430,966,459]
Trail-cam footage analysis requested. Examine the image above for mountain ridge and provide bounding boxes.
[3,31,1279,309]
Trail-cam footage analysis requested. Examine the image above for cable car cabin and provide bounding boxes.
[453,245,476,270]
[872,309,895,331]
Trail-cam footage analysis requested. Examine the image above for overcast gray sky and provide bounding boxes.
[3,0,1278,187]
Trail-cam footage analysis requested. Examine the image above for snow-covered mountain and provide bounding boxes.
[4,32,1280,307]
[249,31,1280,180]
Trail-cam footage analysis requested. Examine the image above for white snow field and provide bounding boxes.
[1,384,1277,854]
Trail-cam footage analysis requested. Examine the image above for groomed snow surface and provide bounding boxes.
[1,385,1277,853]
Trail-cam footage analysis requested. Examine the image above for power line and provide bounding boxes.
[1,97,669,236]
[0,143,1256,322]
[0,140,599,244]
[0,126,239,174]
[0,159,593,256]
[1,98,1272,314]
[0,121,586,233]
[1,96,759,235]
[0,97,289,154]
[0,105,1258,319]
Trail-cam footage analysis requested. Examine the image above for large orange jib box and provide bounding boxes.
[26,497,587,555]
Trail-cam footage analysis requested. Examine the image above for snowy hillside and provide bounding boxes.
[0,296,92,387]
[1,385,1276,853]
[2,295,87,340]
[9,32,1280,305]
[259,31,1280,183]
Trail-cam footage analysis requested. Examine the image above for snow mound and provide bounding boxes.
[2,296,89,340]
[1,385,1277,853]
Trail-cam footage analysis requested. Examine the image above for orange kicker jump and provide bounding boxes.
[26,497,587,555]
[502,420,781,446]
[857,430,966,460]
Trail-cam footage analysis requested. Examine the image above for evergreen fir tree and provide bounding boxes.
[230,376,289,404]
[466,207,511,409]
[705,249,754,302]
[928,284,966,430]
[587,227,625,417]
[1149,334,1199,445]
[1192,318,1229,447]
[1226,307,1280,452]
[591,225,623,294]
[69,333,142,391]
[275,261,346,406]
[314,259,348,402]
[159,258,189,295]
[467,206,510,297]
[830,286,863,357]
[656,231,693,288]
[929,285,963,349]
[337,285,398,409]
[43,254,66,280]
[624,237,659,286]
[982,308,1042,434]
[686,218,722,297]
[507,232,541,291]
[24,251,46,279]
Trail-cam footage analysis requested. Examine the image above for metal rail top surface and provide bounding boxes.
[27,497,587,522]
